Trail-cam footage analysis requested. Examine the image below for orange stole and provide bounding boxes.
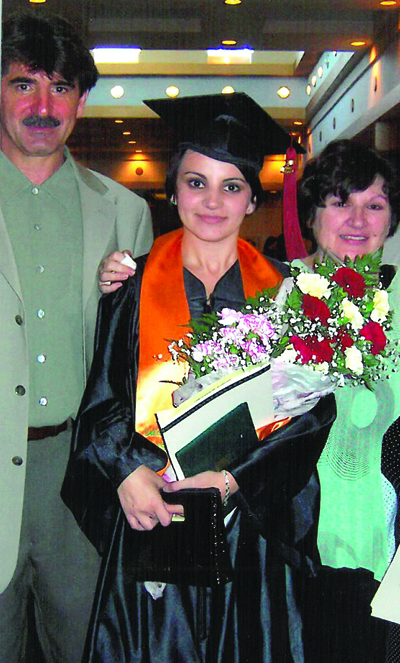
[136,228,285,448]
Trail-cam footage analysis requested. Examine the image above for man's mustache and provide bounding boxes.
[23,115,60,128]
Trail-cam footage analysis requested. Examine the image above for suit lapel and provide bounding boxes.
[0,207,23,301]
[73,162,117,310]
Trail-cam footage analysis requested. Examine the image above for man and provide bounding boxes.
[0,13,153,663]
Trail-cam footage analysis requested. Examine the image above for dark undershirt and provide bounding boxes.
[183,260,245,319]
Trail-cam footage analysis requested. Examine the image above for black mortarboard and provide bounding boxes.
[143,92,304,172]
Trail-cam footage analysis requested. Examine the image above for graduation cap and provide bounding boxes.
[143,92,305,172]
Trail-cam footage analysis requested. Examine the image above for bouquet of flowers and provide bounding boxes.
[275,251,395,389]
[168,251,396,405]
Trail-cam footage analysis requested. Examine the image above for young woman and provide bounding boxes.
[62,94,335,663]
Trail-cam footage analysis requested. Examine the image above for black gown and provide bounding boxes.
[62,256,336,663]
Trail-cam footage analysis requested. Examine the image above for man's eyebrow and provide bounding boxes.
[8,76,36,84]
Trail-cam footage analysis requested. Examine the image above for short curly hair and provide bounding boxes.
[300,139,399,239]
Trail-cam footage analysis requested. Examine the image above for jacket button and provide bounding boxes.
[15,385,26,396]
[12,456,23,466]
[15,315,23,325]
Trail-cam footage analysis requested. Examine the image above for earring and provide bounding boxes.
[170,195,177,205]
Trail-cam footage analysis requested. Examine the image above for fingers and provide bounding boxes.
[99,250,136,293]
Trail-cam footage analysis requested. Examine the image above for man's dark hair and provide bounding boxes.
[2,13,99,96]
[165,144,263,210]
[300,139,400,238]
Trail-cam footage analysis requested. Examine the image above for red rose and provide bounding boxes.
[302,294,331,326]
[332,267,366,299]
[360,321,387,355]
[291,335,334,364]
[335,328,354,351]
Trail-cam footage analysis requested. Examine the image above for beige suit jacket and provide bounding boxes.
[0,160,153,592]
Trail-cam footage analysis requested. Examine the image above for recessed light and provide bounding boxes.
[166,85,180,98]
[277,86,291,99]
[311,75,317,87]
[351,41,366,47]
[293,121,303,126]
[92,48,141,64]
[222,40,237,46]
[224,0,242,5]
[30,0,46,3]
[136,149,143,153]
[110,85,125,99]
[128,141,137,144]
[317,66,323,78]
[306,84,312,96]
[115,120,123,124]
[123,131,131,136]
[222,86,235,94]
[380,1,396,5]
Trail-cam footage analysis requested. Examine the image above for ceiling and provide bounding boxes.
[3,0,399,174]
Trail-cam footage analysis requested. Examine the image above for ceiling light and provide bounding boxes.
[128,141,137,144]
[30,0,46,3]
[222,40,237,46]
[351,41,366,47]
[115,120,123,124]
[222,86,235,94]
[224,0,242,5]
[91,48,141,64]
[306,84,312,96]
[123,131,131,135]
[166,85,180,98]
[380,1,396,5]
[317,66,323,78]
[207,48,253,65]
[311,75,317,87]
[277,85,291,99]
[136,149,143,153]
[293,121,303,126]
[110,85,125,99]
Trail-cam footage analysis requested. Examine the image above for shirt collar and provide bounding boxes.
[0,149,76,209]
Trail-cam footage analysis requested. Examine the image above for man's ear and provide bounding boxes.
[76,91,89,119]
[246,197,257,215]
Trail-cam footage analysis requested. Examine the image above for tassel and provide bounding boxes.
[282,145,308,261]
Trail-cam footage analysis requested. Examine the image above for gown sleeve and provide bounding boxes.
[61,257,167,554]
[228,394,337,574]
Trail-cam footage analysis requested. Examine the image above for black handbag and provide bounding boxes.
[120,488,233,587]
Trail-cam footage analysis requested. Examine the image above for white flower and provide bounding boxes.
[345,345,363,375]
[371,290,389,323]
[296,272,331,299]
[341,298,364,331]
[313,362,330,375]
[279,344,298,363]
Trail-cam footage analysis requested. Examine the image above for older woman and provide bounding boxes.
[62,94,335,663]
[298,139,400,663]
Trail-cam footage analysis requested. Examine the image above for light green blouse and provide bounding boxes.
[290,259,400,580]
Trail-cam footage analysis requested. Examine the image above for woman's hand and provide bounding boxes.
[117,465,178,531]
[163,470,238,509]
[99,250,136,294]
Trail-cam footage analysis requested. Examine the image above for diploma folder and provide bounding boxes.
[156,362,273,479]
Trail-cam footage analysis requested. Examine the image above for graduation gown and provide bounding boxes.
[62,254,336,663]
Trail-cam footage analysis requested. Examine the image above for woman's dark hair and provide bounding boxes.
[300,139,399,237]
[2,13,99,96]
[165,144,264,210]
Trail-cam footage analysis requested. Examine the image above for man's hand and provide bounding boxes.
[117,465,178,531]
[99,250,136,294]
